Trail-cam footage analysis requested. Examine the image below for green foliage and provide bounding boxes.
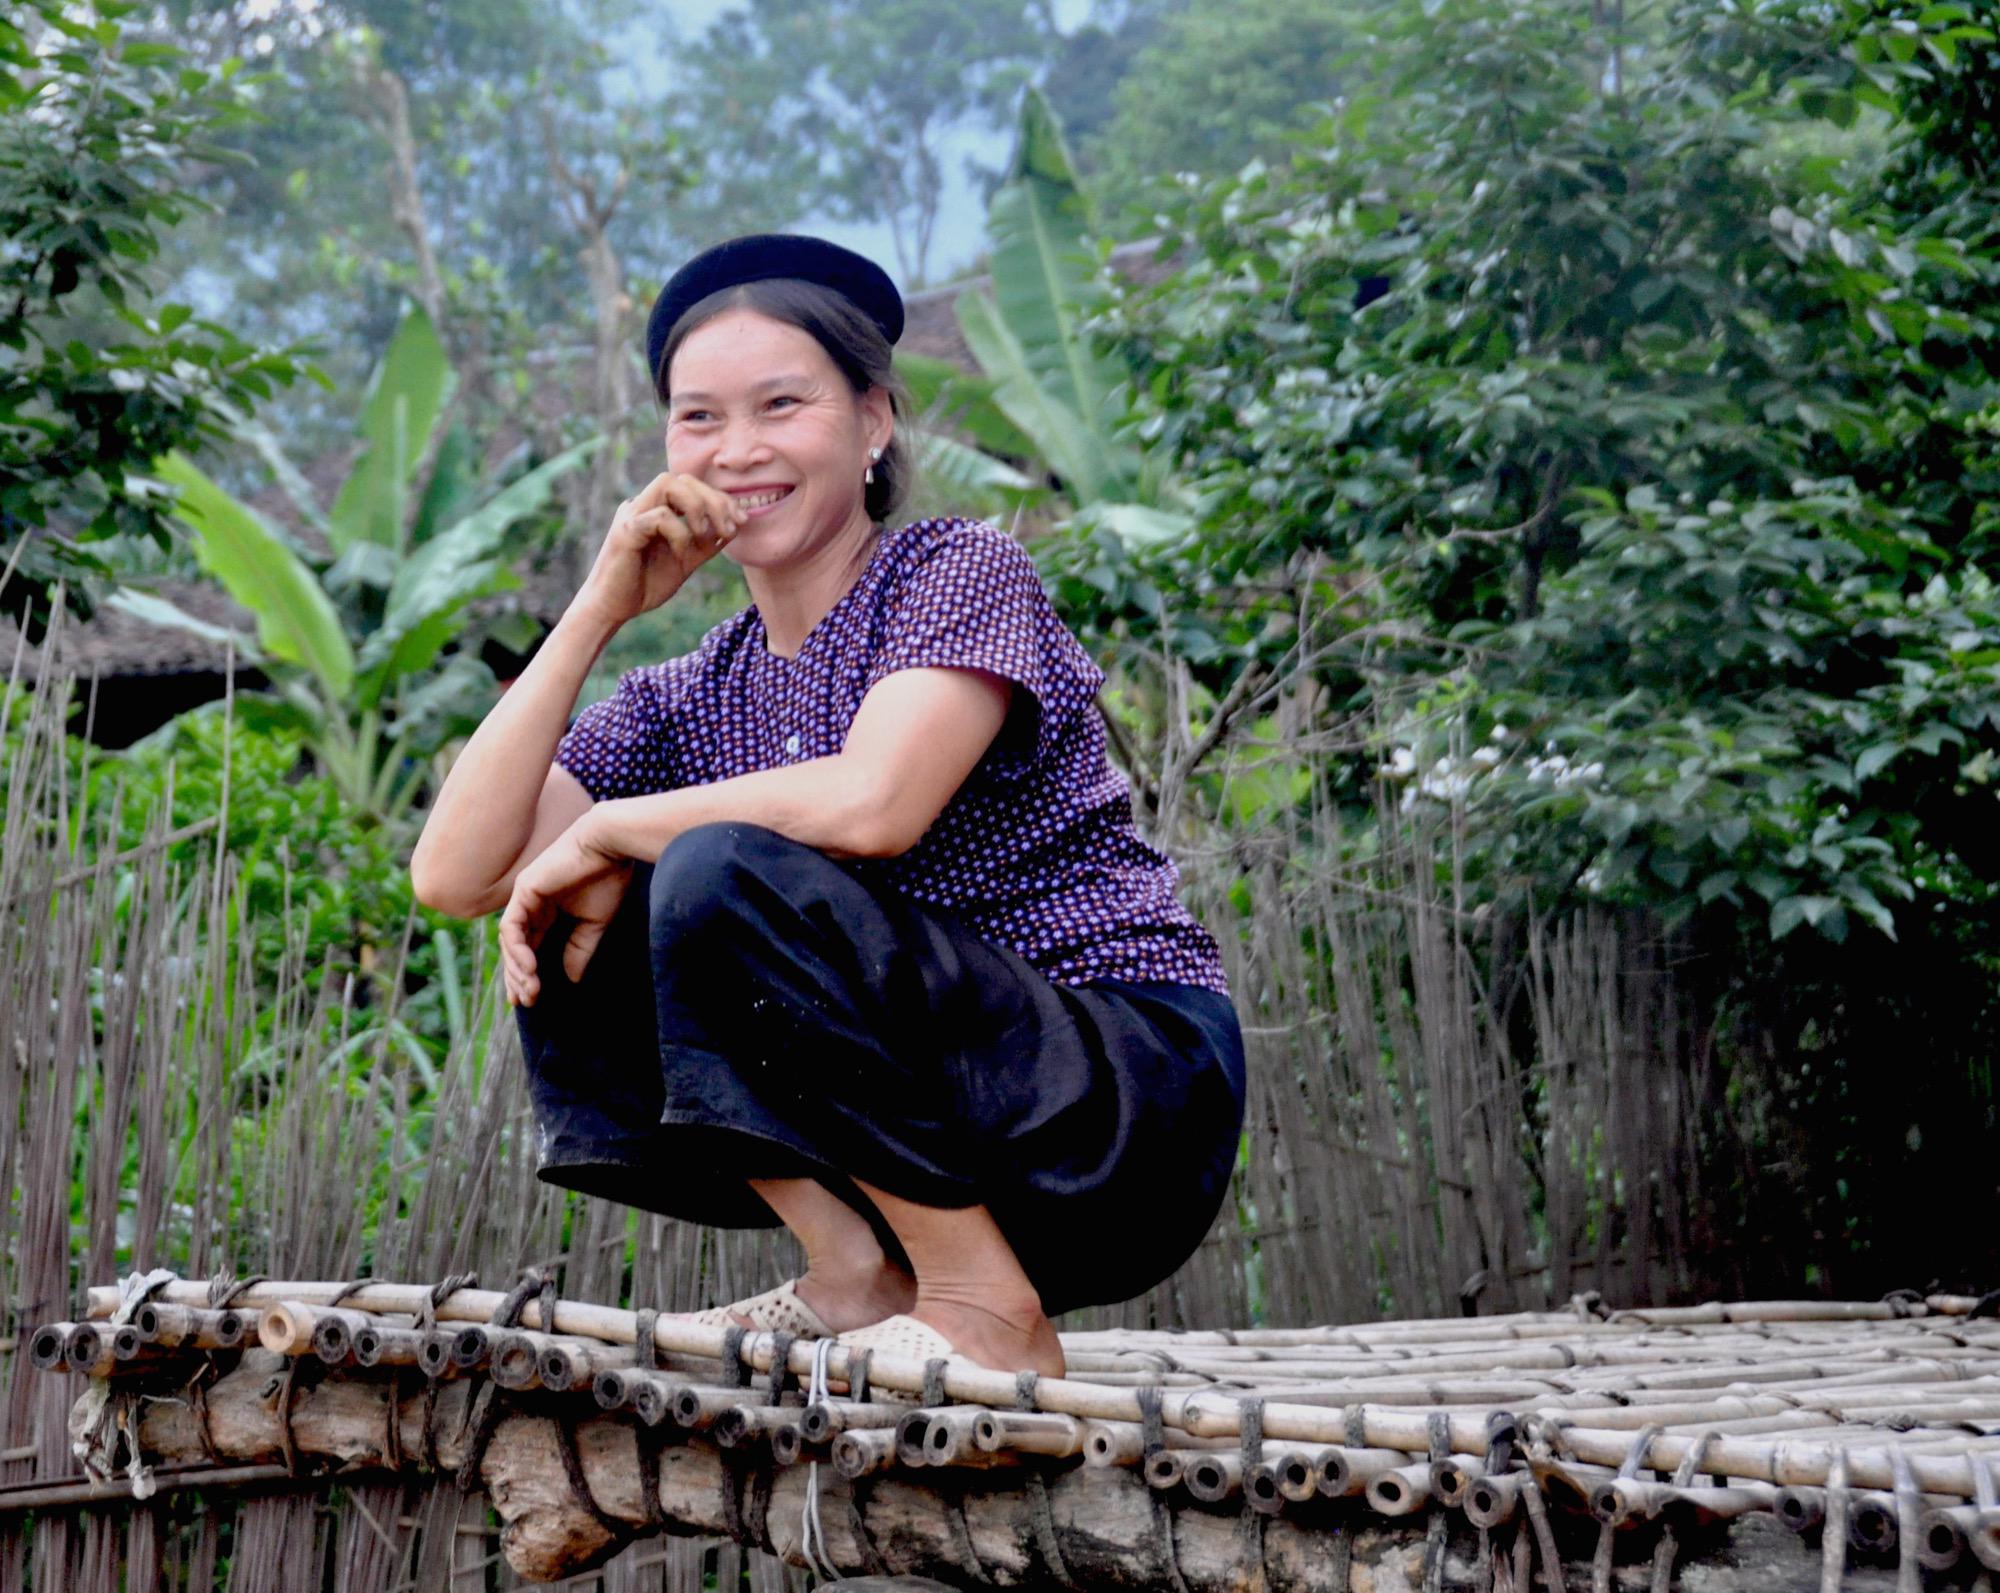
[136,303,600,817]
[0,0,310,634]
[1085,0,1364,207]
[909,88,1196,555]
[1093,0,2000,948]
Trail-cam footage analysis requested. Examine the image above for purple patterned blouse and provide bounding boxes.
[556,516,1228,994]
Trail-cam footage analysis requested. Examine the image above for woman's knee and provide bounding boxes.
[648,822,809,936]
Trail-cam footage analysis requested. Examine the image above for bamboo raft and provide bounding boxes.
[29,1276,2000,1589]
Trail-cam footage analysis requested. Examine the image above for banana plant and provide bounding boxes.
[121,303,599,819]
[918,86,1195,548]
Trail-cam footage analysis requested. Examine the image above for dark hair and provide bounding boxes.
[655,276,911,524]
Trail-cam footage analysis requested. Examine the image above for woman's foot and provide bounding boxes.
[788,1259,916,1335]
[911,1294,1065,1378]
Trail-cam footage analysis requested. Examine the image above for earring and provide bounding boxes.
[865,445,882,486]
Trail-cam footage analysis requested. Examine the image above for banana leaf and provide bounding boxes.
[156,451,355,700]
[327,302,456,553]
[359,436,600,699]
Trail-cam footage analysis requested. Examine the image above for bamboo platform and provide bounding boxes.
[28,1276,2000,1589]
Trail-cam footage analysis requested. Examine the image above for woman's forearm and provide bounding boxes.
[588,753,898,866]
[410,601,619,912]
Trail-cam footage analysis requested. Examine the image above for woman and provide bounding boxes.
[411,234,1244,1377]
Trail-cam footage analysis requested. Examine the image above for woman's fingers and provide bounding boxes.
[500,888,549,1007]
[563,915,610,984]
[660,474,746,541]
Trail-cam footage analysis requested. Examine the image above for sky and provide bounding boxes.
[620,0,1095,288]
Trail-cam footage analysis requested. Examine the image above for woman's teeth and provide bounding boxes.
[736,489,791,510]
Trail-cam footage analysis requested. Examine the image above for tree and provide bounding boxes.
[672,0,1058,283]
[1084,0,1363,209]
[0,0,309,633]
[1097,0,1999,943]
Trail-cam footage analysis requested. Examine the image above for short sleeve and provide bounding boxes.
[864,523,1102,772]
[555,663,682,801]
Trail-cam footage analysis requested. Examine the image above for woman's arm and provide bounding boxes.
[497,666,1012,1003]
[410,472,744,918]
[588,666,1012,864]
[408,605,611,918]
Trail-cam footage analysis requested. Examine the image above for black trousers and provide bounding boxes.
[515,822,1245,1315]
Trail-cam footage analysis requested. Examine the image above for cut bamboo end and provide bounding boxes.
[29,1323,71,1373]
[1367,1461,1434,1517]
[132,1303,247,1352]
[1184,1451,1242,1504]
[1916,1506,1971,1572]
[833,1428,899,1480]
[1464,1471,1522,1528]
[1432,1453,1484,1508]
[1244,1461,1288,1515]
[1316,1445,1412,1499]
[1848,1490,1899,1555]
[1144,1449,1186,1490]
[1776,1486,1825,1535]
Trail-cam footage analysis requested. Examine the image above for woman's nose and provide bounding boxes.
[712,418,772,470]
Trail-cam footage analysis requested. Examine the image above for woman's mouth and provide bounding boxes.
[731,486,794,517]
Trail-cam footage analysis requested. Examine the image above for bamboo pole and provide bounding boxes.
[66,1285,2000,1502]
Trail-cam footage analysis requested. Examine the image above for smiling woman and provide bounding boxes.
[409,234,1244,1378]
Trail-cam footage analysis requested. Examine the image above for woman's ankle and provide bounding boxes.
[911,1294,1065,1378]
[795,1259,915,1334]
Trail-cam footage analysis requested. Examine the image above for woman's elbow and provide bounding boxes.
[409,837,490,919]
[837,784,934,859]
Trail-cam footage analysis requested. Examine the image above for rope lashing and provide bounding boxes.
[1149,1480,1193,1593]
[1821,1449,1851,1593]
[800,1338,841,1582]
[766,1331,796,1403]
[848,1346,872,1406]
[1014,1370,1039,1410]
[1649,1429,1714,1593]
[1424,1410,1452,1593]
[1593,1423,1663,1593]
[457,1268,546,1493]
[921,1357,948,1410]
[554,1409,625,1538]
[1025,1468,1081,1590]
[633,1308,659,1370]
[1237,1396,1269,1593]
[720,1325,748,1389]
[208,1273,267,1311]
[416,1271,477,1333]
[1138,1383,1167,1455]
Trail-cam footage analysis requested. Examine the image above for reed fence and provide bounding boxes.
[0,643,1967,1590]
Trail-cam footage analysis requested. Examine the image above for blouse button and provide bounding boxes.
[784,733,801,756]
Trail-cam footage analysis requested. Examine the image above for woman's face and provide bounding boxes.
[664,308,891,573]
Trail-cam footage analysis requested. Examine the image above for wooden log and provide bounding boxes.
[70,1356,1915,1589]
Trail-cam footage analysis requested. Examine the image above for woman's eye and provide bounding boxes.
[767,395,798,410]
[676,409,712,424]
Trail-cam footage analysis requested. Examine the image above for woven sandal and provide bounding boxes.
[833,1313,958,1403]
[680,1278,833,1339]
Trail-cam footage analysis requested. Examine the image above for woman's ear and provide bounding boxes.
[861,384,894,455]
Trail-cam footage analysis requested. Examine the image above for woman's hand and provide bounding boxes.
[572,472,746,633]
[499,814,635,1007]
